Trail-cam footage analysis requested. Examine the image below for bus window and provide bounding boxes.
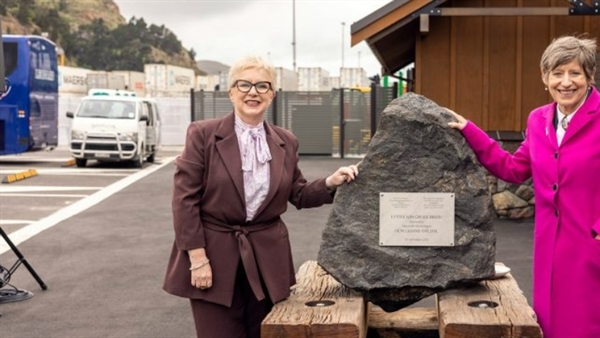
[30,97,42,117]
[3,42,18,77]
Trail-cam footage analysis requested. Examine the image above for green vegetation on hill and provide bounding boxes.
[1,0,202,74]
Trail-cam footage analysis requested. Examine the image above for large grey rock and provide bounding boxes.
[317,92,496,312]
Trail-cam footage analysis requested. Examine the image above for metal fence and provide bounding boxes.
[191,84,400,157]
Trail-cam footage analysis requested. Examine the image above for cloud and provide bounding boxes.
[113,0,391,76]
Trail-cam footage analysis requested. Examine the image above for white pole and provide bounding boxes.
[292,0,297,72]
[341,22,346,69]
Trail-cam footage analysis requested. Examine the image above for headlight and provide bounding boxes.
[118,132,138,142]
[71,130,85,140]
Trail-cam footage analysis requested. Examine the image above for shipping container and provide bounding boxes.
[111,71,146,97]
[275,67,298,91]
[86,71,126,91]
[58,92,85,146]
[340,67,369,88]
[144,64,195,96]
[58,66,92,94]
[329,76,341,89]
[195,75,221,91]
[297,67,331,91]
[218,72,229,91]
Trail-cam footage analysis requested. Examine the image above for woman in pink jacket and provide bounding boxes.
[448,35,600,338]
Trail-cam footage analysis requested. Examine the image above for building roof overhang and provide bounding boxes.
[351,0,600,75]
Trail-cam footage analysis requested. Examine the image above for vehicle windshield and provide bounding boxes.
[77,100,136,119]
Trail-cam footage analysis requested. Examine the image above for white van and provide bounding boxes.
[66,89,161,167]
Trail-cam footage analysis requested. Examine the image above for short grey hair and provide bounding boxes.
[540,35,597,85]
[228,55,277,91]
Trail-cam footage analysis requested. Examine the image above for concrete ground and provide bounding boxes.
[0,155,534,338]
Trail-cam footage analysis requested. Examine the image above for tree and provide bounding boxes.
[0,0,18,16]
[16,0,35,25]
[58,0,68,11]
[188,48,197,61]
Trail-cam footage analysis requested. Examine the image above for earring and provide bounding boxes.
[544,87,548,91]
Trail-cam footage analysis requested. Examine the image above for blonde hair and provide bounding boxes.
[228,55,277,91]
[540,35,597,84]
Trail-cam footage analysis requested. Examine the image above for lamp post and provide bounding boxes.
[341,22,346,69]
[292,0,297,72]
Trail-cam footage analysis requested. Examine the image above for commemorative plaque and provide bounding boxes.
[379,192,455,246]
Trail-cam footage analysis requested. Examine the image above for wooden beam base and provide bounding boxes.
[261,260,367,338]
[262,261,542,338]
[437,263,542,338]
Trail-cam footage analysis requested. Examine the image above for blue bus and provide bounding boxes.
[0,35,59,155]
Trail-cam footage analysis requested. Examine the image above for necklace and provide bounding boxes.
[560,115,570,130]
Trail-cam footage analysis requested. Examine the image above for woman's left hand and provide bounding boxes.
[326,164,359,189]
[445,108,468,130]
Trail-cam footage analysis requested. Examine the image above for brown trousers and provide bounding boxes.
[190,261,273,338]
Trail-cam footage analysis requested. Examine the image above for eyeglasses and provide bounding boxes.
[233,80,272,94]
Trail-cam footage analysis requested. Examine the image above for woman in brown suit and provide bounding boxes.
[163,55,358,338]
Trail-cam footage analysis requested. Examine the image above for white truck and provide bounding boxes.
[66,89,161,168]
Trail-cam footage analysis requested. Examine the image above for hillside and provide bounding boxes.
[0,0,201,74]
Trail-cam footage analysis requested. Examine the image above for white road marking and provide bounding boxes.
[0,158,176,254]
[0,186,101,192]
[0,220,34,225]
[0,169,133,175]
[1,193,89,198]
[0,156,73,163]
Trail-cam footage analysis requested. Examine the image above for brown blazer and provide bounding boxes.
[163,113,334,307]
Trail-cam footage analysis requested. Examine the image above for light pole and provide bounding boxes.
[341,22,346,69]
[292,0,297,72]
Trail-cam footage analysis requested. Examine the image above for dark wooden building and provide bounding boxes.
[352,0,600,133]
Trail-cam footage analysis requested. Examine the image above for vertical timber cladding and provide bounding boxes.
[417,0,597,133]
[485,0,519,132]
[453,0,485,130]
[417,16,452,115]
[548,0,599,90]
[521,0,552,131]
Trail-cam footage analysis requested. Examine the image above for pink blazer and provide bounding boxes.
[461,87,600,338]
[163,113,334,307]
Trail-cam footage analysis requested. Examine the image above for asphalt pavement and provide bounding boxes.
[0,150,535,338]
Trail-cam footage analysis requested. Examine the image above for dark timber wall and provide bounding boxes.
[415,0,600,132]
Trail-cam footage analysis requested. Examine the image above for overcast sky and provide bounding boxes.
[112,0,392,77]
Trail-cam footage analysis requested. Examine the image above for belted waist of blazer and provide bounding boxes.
[201,215,281,301]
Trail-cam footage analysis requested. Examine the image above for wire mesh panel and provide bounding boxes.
[190,87,397,157]
[193,90,275,124]
[192,90,232,121]
[343,89,371,157]
[373,86,397,133]
[278,91,336,155]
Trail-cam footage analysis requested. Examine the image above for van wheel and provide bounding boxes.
[75,159,87,167]
[134,149,144,168]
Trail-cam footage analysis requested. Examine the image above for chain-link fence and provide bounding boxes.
[191,85,399,157]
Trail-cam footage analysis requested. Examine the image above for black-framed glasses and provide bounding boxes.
[233,80,272,94]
